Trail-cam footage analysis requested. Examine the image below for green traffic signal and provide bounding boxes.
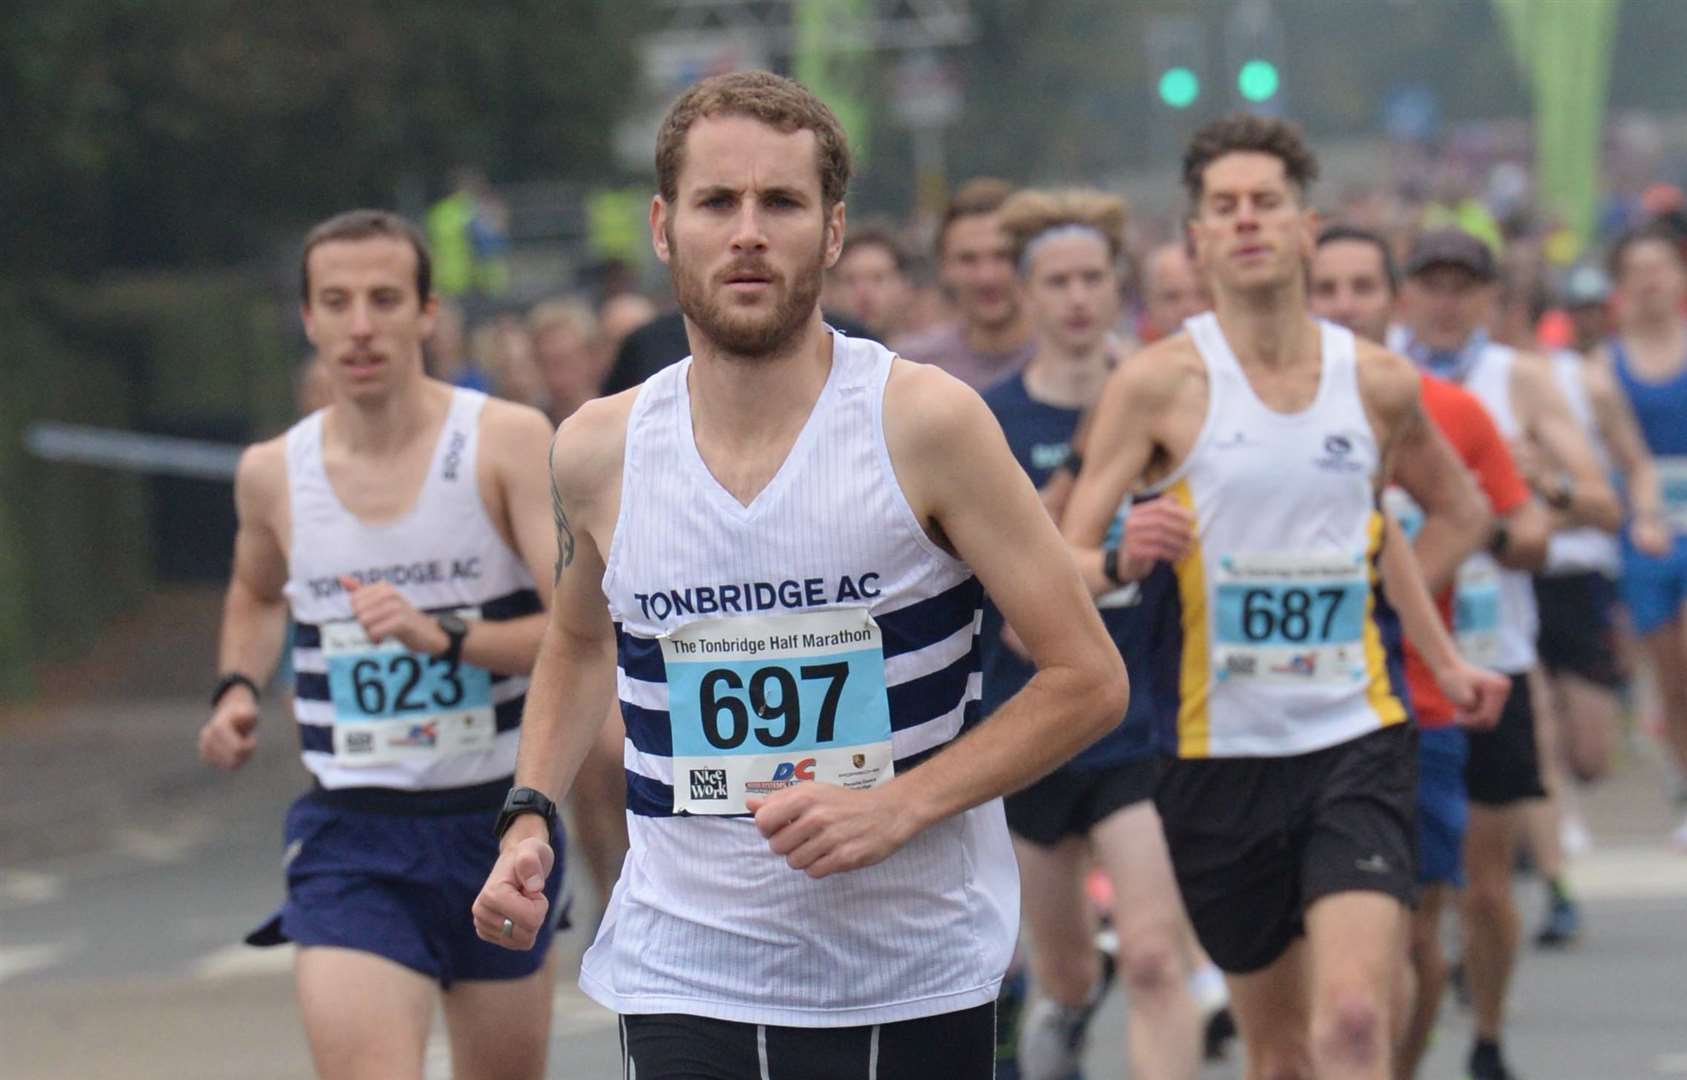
[1158,66,1200,109]
[1237,59,1280,103]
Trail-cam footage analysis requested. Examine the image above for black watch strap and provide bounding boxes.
[1102,545,1125,587]
[494,786,558,841]
[435,613,468,667]
[211,672,260,708]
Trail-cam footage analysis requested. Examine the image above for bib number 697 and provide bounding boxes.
[698,663,848,750]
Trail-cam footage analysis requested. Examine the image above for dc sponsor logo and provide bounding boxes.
[1314,431,1367,473]
[1271,653,1318,676]
[390,721,439,749]
[1225,654,1257,676]
[344,730,375,755]
[689,769,728,800]
[745,758,816,795]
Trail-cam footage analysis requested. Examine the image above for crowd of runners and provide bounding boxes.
[196,70,1687,1080]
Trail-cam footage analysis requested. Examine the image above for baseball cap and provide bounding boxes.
[1405,229,1498,282]
[1562,264,1612,308]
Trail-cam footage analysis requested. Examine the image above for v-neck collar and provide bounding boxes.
[676,332,844,519]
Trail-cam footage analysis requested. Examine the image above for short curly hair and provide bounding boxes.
[1182,113,1319,206]
[655,70,851,211]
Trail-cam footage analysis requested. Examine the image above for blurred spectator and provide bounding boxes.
[426,167,512,299]
[1563,264,1615,354]
[828,220,915,343]
[531,298,607,424]
[892,178,1033,390]
[597,292,658,364]
[1137,241,1212,342]
[472,313,546,409]
[423,297,493,392]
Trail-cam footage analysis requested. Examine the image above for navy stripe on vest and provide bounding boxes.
[622,702,673,757]
[626,769,677,817]
[616,624,667,683]
[878,577,982,659]
[893,698,983,774]
[294,587,543,650]
[886,648,980,733]
[296,695,525,753]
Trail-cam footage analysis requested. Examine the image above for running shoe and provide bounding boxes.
[1534,891,1582,948]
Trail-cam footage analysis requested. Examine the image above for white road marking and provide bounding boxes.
[189,943,295,979]
[1572,844,1687,900]
[0,870,65,908]
[0,942,76,985]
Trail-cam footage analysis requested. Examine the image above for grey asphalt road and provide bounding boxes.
[4,695,1687,1079]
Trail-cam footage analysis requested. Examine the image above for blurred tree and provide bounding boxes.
[1,0,650,278]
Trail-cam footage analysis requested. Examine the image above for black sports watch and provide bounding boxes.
[434,612,468,669]
[211,672,261,708]
[1101,544,1126,587]
[494,786,558,841]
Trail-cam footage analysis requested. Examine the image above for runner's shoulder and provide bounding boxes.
[1111,331,1202,409]
[885,355,996,446]
[1352,336,1423,424]
[550,388,638,505]
[477,395,556,467]
[234,435,288,516]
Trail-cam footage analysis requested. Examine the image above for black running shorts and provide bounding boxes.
[1004,756,1158,847]
[619,1003,996,1080]
[1155,724,1417,975]
[1533,572,1624,690]
[1464,673,1548,805]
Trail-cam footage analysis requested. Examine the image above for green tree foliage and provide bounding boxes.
[2,0,648,278]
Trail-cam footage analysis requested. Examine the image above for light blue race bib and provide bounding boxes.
[1211,552,1372,684]
[320,612,496,765]
[660,608,895,815]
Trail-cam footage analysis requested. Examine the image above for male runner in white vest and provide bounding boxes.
[1061,115,1510,1080]
[199,210,563,1079]
[473,72,1127,1079]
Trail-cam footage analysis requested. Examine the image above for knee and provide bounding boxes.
[1312,989,1388,1070]
[1252,1049,1315,1080]
[1118,935,1183,1001]
[1034,945,1099,1006]
[1462,876,1512,919]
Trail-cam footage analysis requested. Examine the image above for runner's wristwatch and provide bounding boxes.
[434,612,468,668]
[211,672,261,708]
[494,786,558,841]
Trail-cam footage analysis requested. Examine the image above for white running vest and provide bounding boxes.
[284,388,538,791]
[1453,343,1541,673]
[1143,314,1409,758]
[583,332,1018,1027]
[1544,351,1621,577]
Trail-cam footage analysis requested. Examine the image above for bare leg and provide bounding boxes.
[1461,803,1521,1044]
[441,948,559,1080]
[1225,940,1312,1080]
[295,946,435,1080]
[1397,884,1452,1079]
[1306,891,1404,1080]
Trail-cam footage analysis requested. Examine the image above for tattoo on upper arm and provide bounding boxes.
[548,434,576,584]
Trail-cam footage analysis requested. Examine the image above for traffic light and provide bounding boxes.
[1225,0,1285,111]
[1147,15,1206,111]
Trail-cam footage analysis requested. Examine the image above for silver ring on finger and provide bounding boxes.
[500,917,514,939]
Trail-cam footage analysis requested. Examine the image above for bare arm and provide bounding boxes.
[1586,358,1669,551]
[475,399,627,948]
[1061,346,1187,591]
[1514,355,1623,532]
[199,442,291,769]
[1385,386,1493,594]
[748,366,1129,878]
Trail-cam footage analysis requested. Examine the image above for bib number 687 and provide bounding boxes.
[698,663,848,750]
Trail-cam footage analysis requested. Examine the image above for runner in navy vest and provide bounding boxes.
[981,188,1201,1080]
